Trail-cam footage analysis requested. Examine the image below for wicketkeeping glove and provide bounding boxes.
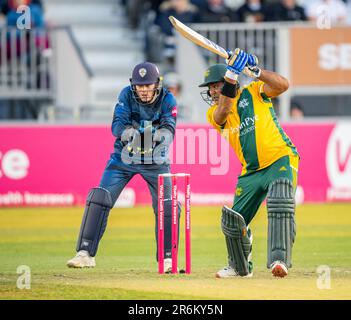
[138,120,155,135]
[126,129,140,154]
[225,48,249,81]
[153,128,173,146]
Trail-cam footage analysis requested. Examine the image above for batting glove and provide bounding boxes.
[225,48,249,81]
[247,54,258,67]
[244,54,262,78]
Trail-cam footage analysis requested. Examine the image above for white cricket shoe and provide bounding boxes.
[164,258,179,273]
[270,261,288,278]
[66,250,96,268]
[215,265,253,278]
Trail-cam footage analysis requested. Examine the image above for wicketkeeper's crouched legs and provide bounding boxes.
[266,178,296,268]
[76,187,113,257]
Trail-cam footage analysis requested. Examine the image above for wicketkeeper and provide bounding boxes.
[67,62,181,272]
[199,49,300,278]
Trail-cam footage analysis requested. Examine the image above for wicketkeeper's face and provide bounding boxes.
[135,83,158,103]
[208,81,224,104]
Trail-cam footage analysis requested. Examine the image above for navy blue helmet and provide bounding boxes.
[130,62,162,105]
[130,62,160,85]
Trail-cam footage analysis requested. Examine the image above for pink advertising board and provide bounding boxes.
[0,123,350,207]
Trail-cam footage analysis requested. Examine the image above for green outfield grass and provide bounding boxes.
[0,203,351,300]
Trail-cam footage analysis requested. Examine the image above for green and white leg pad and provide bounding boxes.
[221,206,252,276]
[267,178,296,268]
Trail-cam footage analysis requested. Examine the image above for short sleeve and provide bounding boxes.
[249,80,271,104]
[206,105,224,131]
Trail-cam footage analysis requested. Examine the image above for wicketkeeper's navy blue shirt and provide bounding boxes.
[111,86,177,164]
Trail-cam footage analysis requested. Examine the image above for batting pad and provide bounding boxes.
[76,187,113,257]
[221,206,252,276]
[266,178,296,268]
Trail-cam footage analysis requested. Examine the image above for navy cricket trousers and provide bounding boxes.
[98,155,179,260]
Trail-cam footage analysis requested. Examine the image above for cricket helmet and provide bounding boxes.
[199,64,227,105]
[130,62,162,105]
[130,62,160,85]
[198,64,226,87]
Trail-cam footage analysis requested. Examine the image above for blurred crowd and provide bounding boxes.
[0,0,350,121]
[122,0,351,65]
[0,0,45,27]
[120,0,350,121]
[0,0,49,120]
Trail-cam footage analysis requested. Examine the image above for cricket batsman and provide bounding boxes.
[199,49,299,278]
[67,62,180,272]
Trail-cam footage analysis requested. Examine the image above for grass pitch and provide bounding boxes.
[0,204,351,300]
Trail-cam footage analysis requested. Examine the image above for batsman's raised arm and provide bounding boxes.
[258,69,289,98]
[243,52,289,98]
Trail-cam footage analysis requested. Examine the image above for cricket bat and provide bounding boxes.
[168,16,229,59]
[168,16,255,77]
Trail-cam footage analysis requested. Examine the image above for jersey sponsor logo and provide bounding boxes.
[238,98,249,109]
[279,166,287,171]
[230,115,259,136]
[171,106,177,117]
